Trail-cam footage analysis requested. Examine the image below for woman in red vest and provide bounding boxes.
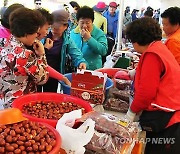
[125,17,180,154]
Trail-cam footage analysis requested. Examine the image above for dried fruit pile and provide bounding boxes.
[0,120,56,153]
[22,102,85,120]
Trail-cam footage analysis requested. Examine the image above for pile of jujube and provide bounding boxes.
[0,120,56,153]
[22,102,85,120]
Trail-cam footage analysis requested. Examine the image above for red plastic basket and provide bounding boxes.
[39,122,61,154]
[12,93,93,127]
[95,68,122,79]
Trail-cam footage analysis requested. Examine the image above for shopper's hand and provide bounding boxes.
[80,29,91,41]
[63,76,71,87]
[44,38,53,50]
[78,63,86,70]
[128,69,136,80]
[33,40,45,56]
[124,109,136,122]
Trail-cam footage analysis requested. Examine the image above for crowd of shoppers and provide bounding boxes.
[0,2,180,153]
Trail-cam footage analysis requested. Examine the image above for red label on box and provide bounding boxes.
[71,70,107,104]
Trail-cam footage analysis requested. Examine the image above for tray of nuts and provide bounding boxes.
[12,93,93,127]
[0,120,61,154]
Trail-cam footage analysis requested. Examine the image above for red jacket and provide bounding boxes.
[131,41,180,127]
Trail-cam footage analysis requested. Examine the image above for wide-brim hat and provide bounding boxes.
[93,2,108,12]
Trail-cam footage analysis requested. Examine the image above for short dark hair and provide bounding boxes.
[9,8,44,37]
[147,6,153,12]
[1,3,24,29]
[132,9,139,14]
[34,0,41,3]
[144,10,153,17]
[161,7,180,25]
[126,17,162,45]
[69,1,80,10]
[76,6,94,22]
[37,8,53,25]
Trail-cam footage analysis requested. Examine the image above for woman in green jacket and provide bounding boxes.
[70,6,108,70]
[42,9,87,92]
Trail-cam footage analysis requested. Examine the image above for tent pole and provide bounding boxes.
[116,0,125,51]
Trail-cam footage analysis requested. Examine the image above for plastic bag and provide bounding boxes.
[104,98,129,113]
[103,87,130,112]
[115,79,131,90]
[85,130,123,154]
[112,89,130,102]
[80,111,139,154]
[56,110,95,154]
[103,55,115,68]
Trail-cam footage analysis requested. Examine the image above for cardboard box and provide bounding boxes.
[71,70,107,104]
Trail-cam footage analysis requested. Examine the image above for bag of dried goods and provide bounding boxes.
[79,111,139,154]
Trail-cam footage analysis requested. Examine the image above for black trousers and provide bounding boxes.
[102,36,115,64]
[145,123,180,154]
[41,77,59,92]
[38,63,60,93]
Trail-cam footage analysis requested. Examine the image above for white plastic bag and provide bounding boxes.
[103,55,114,68]
[56,110,95,154]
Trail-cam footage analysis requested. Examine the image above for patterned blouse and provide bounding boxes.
[0,36,49,109]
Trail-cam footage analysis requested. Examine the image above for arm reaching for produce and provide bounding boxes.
[47,66,71,87]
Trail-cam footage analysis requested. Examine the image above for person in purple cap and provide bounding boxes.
[93,1,108,34]
[42,9,87,92]
[103,1,119,40]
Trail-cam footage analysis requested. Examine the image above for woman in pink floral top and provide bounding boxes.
[0,8,49,109]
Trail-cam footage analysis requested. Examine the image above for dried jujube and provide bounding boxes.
[22,101,85,120]
[0,120,57,153]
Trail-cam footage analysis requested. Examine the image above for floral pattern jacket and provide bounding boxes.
[0,36,49,108]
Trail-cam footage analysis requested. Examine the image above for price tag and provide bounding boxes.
[117,119,129,127]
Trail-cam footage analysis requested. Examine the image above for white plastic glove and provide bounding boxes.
[128,69,136,80]
[124,109,136,122]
